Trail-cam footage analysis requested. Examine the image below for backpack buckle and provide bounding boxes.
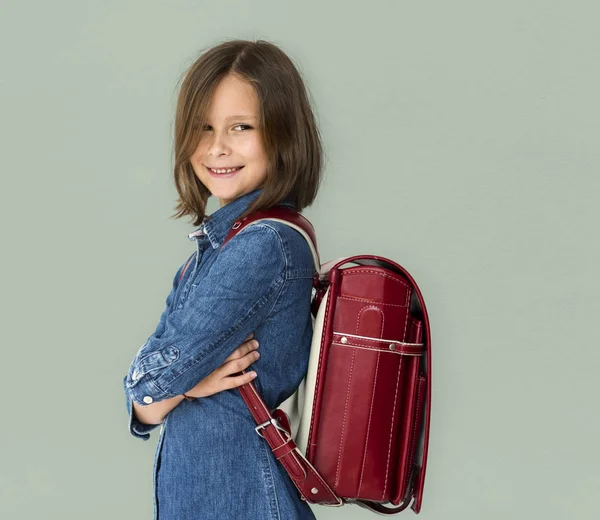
[255,418,290,440]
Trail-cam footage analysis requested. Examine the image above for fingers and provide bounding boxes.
[222,370,258,390]
[223,336,259,363]
[222,348,260,376]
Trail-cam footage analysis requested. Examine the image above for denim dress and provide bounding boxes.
[123,188,318,520]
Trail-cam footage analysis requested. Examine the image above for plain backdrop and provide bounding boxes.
[0,1,598,519]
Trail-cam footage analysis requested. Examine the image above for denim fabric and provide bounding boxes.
[123,188,317,520]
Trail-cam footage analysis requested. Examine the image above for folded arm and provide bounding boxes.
[130,334,260,426]
[123,224,286,438]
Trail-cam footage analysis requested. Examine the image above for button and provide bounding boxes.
[143,396,153,404]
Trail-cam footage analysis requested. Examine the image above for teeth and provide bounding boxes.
[210,167,240,174]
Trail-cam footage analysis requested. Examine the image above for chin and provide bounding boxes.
[211,189,243,205]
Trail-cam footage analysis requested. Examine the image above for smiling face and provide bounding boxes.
[190,74,269,208]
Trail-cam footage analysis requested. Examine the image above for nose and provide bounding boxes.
[207,129,230,157]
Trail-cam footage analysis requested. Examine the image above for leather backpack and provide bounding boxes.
[187,205,432,514]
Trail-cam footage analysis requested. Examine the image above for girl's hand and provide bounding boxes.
[182,333,260,399]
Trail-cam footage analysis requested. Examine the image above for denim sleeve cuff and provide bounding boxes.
[124,362,172,404]
[123,376,162,441]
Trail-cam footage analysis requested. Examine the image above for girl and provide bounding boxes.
[123,39,323,520]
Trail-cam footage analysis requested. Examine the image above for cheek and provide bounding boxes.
[246,140,268,165]
[191,145,206,165]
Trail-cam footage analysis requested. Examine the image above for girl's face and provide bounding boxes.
[190,74,269,208]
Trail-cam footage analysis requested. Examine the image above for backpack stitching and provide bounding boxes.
[382,355,403,500]
[306,286,333,457]
[357,347,381,497]
[357,306,385,497]
[344,269,410,288]
[334,347,356,489]
[338,295,408,308]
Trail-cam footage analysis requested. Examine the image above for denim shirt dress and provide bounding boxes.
[123,188,318,520]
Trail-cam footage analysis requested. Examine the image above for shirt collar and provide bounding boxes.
[188,189,296,249]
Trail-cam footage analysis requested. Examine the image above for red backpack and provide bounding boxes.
[200,205,432,514]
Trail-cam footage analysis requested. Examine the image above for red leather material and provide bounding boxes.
[273,408,291,434]
[272,438,295,460]
[307,264,426,503]
[392,365,422,503]
[331,332,425,356]
[237,376,341,505]
[410,378,428,513]
[179,253,196,282]
[306,269,339,466]
[392,326,423,503]
[221,208,432,514]
[408,377,426,474]
[311,273,327,317]
[223,206,318,254]
[343,256,432,515]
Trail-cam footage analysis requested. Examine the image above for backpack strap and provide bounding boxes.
[178,252,196,282]
[222,206,321,272]
[237,378,342,505]
[222,206,340,504]
[179,207,320,282]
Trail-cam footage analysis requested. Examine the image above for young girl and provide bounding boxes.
[123,39,323,520]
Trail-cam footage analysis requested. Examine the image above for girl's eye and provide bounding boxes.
[200,124,252,132]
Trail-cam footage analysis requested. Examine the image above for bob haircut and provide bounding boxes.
[171,39,324,226]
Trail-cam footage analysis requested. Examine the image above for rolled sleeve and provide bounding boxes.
[123,255,191,439]
[123,224,287,405]
[123,376,161,441]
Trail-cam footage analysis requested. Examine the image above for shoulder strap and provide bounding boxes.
[179,252,196,282]
[179,206,320,282]
[236,377,342,505]
[222,206,321,272]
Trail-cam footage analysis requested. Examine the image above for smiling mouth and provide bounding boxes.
[206,166,244,174]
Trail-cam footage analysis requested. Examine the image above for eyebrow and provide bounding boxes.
[224,115,258,121]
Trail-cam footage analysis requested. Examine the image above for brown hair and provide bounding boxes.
[171,39,324,226]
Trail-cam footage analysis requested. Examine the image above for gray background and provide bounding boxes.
[1,0,598,518]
